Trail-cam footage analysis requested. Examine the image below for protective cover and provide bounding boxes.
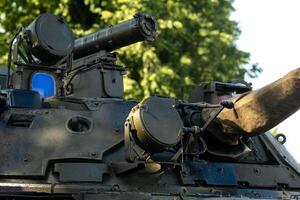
[205,68,300,145]
[26,13,74,64]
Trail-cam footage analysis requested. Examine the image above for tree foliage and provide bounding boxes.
[0,0,257,99]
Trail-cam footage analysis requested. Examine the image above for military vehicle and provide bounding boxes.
[0,12,298,199]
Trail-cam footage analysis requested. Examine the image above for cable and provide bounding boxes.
[6,28,22,88]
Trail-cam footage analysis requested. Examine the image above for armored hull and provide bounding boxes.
[0,12,298,199]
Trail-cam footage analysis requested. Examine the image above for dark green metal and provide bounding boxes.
[0,12,298,200]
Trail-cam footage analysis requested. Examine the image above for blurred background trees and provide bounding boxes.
[0,0,259,99]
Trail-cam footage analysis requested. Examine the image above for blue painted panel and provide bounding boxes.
[186,161,238,185]
[31,73,55,98]
[1,89,42,108]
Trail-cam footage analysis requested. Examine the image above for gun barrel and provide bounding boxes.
[203,68,300,145]
[73,13,158,59]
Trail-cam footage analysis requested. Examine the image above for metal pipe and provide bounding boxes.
[73,13,158,59]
